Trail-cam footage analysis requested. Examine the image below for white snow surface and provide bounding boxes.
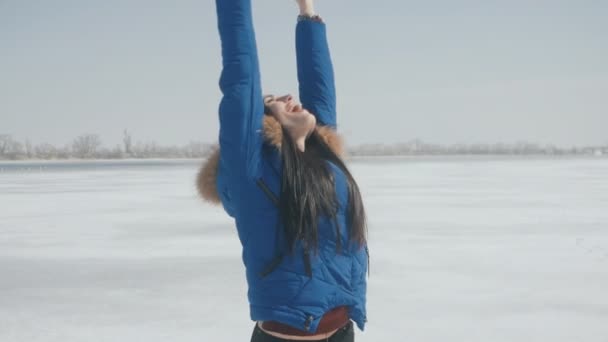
[1,156,607,341]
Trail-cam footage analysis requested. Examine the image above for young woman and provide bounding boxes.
[197,0,368,340]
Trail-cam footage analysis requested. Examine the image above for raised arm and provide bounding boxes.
[295,0,337,129]
[216,0,264,179]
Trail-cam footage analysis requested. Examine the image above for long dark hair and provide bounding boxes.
[279,127,367,255]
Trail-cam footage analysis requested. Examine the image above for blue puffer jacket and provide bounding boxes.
[200,0,368,333]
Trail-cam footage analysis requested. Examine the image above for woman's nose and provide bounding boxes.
[278,94,293,102]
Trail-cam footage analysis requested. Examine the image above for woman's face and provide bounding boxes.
[264,94,311,119]
[264,94,316,151]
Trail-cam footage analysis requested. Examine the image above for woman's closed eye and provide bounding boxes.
[264,95,275,105]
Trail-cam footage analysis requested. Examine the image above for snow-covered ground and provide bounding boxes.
[1,156,607,341]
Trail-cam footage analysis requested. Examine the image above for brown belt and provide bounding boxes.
[261,306,350,336]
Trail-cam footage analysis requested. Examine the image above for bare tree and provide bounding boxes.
[111,144,124,159]
[183,141,213,158]
[0,134,11,157]
[72,134,102,159]
[25,139,33,159]
[0,136,25,160]
[35,143,59,159]
[57,144,71,159]
[123,129,132,157]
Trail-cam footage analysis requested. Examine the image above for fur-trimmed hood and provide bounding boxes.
[196,115,345,205]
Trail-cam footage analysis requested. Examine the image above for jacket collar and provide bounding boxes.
[196,115,344,205]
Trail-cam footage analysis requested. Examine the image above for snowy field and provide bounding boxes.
[1,156,607,342]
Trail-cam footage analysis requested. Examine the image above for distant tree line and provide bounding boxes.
[347,139,608,157]
[0,131,215,160]
[0,132,606,160]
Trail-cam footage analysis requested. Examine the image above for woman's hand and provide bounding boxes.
[296,0,315,17]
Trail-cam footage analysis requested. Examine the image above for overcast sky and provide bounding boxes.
[1,0,606,148]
